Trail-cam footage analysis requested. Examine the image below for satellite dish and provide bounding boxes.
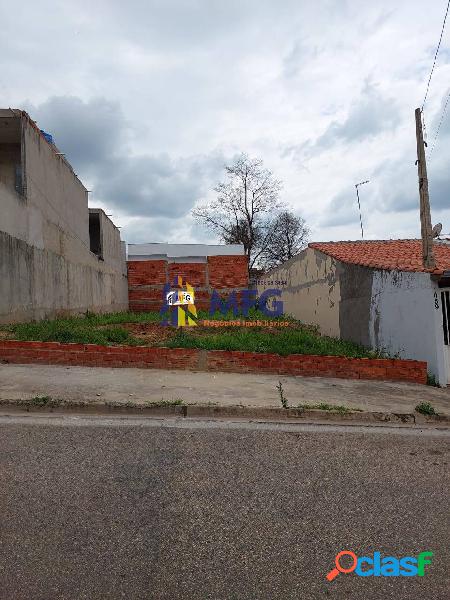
[432,223,442,238]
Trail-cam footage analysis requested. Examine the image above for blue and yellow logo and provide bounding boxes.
[160,276,197,327]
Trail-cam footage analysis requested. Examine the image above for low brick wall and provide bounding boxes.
[0,341,427,384]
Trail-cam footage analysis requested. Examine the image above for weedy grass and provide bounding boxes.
[276,381,288,409]
[143,399,184,407]
[1,309,387,359]
[166,326,382,358]
[415,401,437,416]
[29,395,62,408]
[426,373,439,387]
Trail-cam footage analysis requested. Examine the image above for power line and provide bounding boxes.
[421,0,450,110]
[429,89,450,156]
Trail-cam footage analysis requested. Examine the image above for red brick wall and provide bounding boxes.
[207,255,249,288]
[127,260,167,286]
[168,263,207,287]
[128,254,249,312]
[0,341,427,384]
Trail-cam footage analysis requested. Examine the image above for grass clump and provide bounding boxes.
[415,401,437,416]
[29,395,62,408]
[426,373,439,387]
[144,399,184,407]
[276,381,288,409]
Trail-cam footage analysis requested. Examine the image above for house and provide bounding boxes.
[127,242,248,311]
[256,240,450,386]
[0,109,128,323]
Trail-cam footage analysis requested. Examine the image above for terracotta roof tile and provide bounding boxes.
[309,240,450,275]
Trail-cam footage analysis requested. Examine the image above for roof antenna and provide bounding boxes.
[355,180,370,239]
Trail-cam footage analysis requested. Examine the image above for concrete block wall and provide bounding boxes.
[128,255,249,312]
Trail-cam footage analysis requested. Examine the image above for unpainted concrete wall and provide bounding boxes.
[0,231,128,322]
[337,262,373,347]
[0,112,128,323]
[256,248,340,337]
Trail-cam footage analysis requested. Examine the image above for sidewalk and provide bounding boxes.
[0,364,449,416]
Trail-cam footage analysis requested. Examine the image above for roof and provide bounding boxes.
[309,240,450,275]
[128,242,245,259]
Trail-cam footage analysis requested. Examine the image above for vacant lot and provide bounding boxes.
[0,310,384,359]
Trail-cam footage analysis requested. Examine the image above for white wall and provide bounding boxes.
[368,270,447,385]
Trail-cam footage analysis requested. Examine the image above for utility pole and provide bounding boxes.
[415,108,436,269]
[355,180,369,239]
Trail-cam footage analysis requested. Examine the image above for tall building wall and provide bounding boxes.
[0,109,128,323]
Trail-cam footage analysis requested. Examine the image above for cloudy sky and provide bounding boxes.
[2,0,449,244]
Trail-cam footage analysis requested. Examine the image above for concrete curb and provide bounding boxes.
[0,399,448,426]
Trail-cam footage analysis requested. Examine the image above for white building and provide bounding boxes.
[257,240,450,386]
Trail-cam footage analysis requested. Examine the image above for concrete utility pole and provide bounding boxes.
[415,108,436,269]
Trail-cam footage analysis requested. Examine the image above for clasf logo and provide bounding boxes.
[326,550,433,581]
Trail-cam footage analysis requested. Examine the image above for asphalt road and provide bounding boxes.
[0,415,448,600]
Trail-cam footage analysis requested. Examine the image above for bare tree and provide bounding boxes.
[259,211,310,270]
[192,154,283,267]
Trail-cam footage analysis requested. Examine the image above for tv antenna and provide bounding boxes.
[355,180,369,239]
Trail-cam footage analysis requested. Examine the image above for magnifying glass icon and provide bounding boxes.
[326,550,358,581]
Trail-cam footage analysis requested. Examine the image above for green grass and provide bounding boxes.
[426,373,439,387]
[6,320,134,346]
[1,310,386,359]
[166,326,381,358]
[415,401,437,416]
[143,399,184,407]
[29,395,62,407]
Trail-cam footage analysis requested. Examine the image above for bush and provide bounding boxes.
[415,402,437,416]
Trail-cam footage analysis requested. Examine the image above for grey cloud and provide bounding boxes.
[319,188,363,228]
[26,96,130,175]
[429,173,450,211]
[429,88,450,147]
[283,40,318,79]
[282,82,401,163]
[123,215,216,245]
[27,96,226,220]
[314,82,400,150]
[96,155,211,218]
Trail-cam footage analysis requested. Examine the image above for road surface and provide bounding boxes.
[0,414,448,599]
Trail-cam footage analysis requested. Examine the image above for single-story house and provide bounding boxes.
[257,240,450,386]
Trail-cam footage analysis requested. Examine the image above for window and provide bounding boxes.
[89,212,103,258]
